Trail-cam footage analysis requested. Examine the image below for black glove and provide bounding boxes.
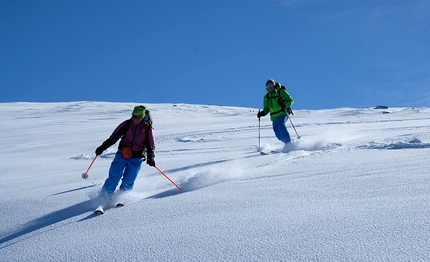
[95,146,104,156]
[257,111,265,118]
[286,107,294,115]
[147,157,155,167]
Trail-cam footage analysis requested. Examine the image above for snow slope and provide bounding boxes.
[1,102,430,261]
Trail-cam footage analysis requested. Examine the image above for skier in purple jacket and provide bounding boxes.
[95,105,155,195]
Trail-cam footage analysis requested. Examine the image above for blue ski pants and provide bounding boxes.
[272,115,291,144]
[102,150,143,194]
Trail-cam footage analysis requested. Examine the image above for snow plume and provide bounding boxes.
[87,184,159,206]
[295,127,367,151]
[178,161,245,191]
[86,184,111,208]
[260,130,354,153]
[292,136,342,151]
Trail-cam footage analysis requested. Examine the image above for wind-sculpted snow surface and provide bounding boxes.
[1,102,430,261]
[359,137,430,150]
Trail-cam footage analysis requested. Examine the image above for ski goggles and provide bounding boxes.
[265,82,275,89]
[133,114,149,123]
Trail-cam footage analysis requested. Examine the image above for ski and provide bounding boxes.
[260,150,281,155]
[94,203,124,215]
[94,206,105,215]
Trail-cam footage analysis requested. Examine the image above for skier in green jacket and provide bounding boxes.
[257,79,294,148]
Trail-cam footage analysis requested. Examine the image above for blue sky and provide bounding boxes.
[1,0,429,109]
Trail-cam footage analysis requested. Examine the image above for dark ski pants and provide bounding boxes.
[102,150,142,194]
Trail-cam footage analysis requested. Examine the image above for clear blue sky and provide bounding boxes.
[1,0,429,109]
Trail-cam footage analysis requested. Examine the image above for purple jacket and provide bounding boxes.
[100,118,155,158]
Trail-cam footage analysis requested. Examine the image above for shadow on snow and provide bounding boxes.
[0,200,94,248]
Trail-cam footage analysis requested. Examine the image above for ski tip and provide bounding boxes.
[94,209,104,215]
[115,203,124,207]
[95,206,105,214]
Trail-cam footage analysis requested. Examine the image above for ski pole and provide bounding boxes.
[154,166,183,192]
[287,115,301,139]
[82,155,97,179]
[258,109,261,151]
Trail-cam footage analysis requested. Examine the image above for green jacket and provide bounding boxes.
[262,82,294,121]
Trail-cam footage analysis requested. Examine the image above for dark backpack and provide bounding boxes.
[280,86,294,115]
[266,86,294,115]
[140,106,154,158]
[135,105,153,128]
